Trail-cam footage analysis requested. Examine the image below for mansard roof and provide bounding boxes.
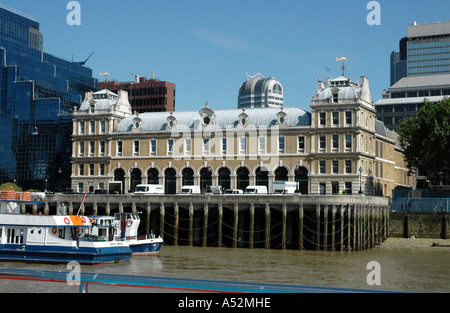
[115,107,311,132]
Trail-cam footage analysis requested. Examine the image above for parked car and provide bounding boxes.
[94,189,108,194]
[223,189,243,194]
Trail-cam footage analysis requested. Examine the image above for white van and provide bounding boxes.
[244,185,268,194]
[134,184,164,195]
[179,186,201,194]
[273,181,299,194]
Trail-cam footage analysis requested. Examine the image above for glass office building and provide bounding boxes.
[0,4,97,191]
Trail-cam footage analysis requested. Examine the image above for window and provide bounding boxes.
[239,137,247,154]
[319,135,326,151]
[332,181,340,194]
[345,111,352,125]
[79,121,85,135]
[89,141,95,156]
[203,139,210,154]
[221,138,227,155]
[258,137,266,154]
[345,182,352,194]
[332,92,339,103]
[319,112,326,126]
[345,134,352,150]
[345,160,352,174]
[167,139,174,155]
[133,140,140,156]
[79,164,84,176]
[79,141,85,157]
[332,112,339,126]
[297,136,305,152]
[319,160,326,174]
[319,182,326,194]
[332,134,339,151]
[100,120,106,134]
[89,164,94,176]
[100,164,105,176]
[332,160,339,174]
[278,136,285,153]
[185,138,192,155]
[150,139,157,156]
[78,183,84,193]
[90,121,95,134]
[117,141,123,156]
[99,141,105,156]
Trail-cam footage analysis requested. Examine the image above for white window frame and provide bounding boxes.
[258,136,266,154]
[297,136,305,153]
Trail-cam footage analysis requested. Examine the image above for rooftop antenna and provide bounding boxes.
[148,71,156,80]
[336,57,348,76]
[324,66,330,81]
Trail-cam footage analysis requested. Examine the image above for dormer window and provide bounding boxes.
[199,101,216,127]
[132,117,143,132]
[276,110,287,126]
[166,113,177,129]
[238,110,249,127]
[332,88,339,103]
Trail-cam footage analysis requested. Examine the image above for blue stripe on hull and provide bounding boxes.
[0,245,132,265]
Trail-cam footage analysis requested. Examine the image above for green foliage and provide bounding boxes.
[0,183,22,191]
[398,98,450,183]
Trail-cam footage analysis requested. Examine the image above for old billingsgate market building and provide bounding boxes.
[71,74,415,196]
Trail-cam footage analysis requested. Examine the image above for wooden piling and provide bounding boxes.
[218,203,223,247]
[203,203,208,247]
[331,205,336,252]
[265,204,270,249]
[189,203,194,246]
[249,203,255,249]
[174,203,179,246]
[298,204,304,250]
[316,204,321,251]
[282,203,287,250]
[233,203,239,249]
[160,203,165,240]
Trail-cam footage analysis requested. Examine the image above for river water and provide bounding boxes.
[0,242,448,293]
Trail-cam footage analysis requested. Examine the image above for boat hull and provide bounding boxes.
[0,243,132,265]
[128,238,163,256]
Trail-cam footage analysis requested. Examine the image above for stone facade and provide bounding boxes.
[71,75,414,196]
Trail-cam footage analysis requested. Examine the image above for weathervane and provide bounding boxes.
[336,57,348,76]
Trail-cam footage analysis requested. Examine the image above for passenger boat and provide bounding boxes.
[0,191,132,265]
[90,213,163,256]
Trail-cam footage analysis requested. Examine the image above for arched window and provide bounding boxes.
[182,168,194,186]
[147,168,159,184]
[218,167,231,190]
[236,167,249,191]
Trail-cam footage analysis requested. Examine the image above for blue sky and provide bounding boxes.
[3,0,450,112]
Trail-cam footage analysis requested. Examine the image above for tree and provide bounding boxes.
[398,98,450,187]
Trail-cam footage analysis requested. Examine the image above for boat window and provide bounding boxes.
[58,228,65,239]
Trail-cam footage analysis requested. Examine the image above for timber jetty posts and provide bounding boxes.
[27,194,390,252]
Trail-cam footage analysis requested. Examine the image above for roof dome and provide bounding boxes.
[79,89,119,111]
[316,76,361,101]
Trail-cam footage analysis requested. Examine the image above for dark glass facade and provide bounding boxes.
[0,6,96,191]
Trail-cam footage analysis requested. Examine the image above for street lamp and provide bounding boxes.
[359,166,363,194]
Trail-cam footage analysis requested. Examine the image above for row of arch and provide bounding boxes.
[113,165,309,194]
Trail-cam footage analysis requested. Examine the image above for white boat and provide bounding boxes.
[90,213,163,256]
[0,191,132,265]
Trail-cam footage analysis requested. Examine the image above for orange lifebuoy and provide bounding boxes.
[64,217,70,225]
[52,228,57,234]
